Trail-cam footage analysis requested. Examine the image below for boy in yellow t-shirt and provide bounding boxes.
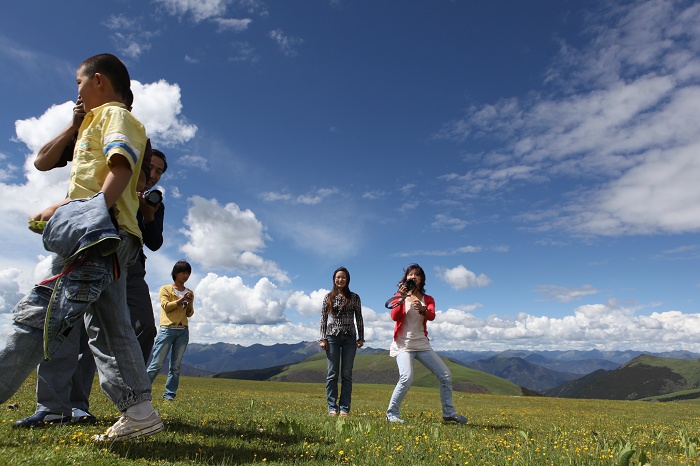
[0,54,163,442]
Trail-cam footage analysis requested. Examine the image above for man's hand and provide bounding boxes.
[72,97,86,127]
[137,192,160,223]
[34,98,85,171]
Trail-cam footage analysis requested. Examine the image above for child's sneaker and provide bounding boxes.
[92,410,164,442]
[386,414,405,423]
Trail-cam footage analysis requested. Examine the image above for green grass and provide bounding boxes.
[639,388,700,402]
[2,374,700,465]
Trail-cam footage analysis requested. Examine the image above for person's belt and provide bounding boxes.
[162,325,187,329]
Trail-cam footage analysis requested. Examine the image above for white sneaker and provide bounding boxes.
[92,410,164,442]
[386,414,405,423]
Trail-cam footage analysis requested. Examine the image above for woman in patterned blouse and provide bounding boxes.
[319,267,364,416]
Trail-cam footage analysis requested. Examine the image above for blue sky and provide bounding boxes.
[1,0,700,352]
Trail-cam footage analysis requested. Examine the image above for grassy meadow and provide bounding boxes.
[1,374,700,465]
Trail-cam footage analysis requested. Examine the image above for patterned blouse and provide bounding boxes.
[320,292,364,341]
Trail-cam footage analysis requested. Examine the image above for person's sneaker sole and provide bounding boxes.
[92,411,164,442]
[93,420,164,442]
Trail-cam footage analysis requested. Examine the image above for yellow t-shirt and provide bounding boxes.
[68,102,146,241]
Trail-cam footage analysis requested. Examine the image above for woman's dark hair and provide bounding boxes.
[326,267,351,314]
[171,260,192,281]
[398,263,426,294]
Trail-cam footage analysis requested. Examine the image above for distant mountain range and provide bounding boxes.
[544,354,700,400]
[184,341,321,372]
[463,356,580,392]
[213,351,529,396]
[167,341,700,401]
[442,349,700,392]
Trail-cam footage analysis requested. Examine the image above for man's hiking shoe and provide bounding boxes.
[72,408,98,424]
[92,410,164,442]
[443,414,468,424]
[13,411,72,428]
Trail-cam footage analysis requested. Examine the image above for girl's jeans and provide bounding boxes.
[147,327,189,400]
[325,334,357,413]
[387,349,457,418]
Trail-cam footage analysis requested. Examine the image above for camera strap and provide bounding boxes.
[385,294,408,309]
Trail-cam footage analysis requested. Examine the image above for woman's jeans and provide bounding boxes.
[147,327,189,400]
[325,334,357,413]
[387,349,457,418]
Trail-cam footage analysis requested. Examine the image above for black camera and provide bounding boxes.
[144,189,163,207]
[404,279,416,292]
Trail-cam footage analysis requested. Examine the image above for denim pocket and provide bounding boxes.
[64,263,110,302]
[12,285,53,330]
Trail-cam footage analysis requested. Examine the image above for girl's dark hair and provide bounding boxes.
[171,260,192,281]
[398,263,426,294]
[326,267,351,314]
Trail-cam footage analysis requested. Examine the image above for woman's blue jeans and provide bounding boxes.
[325,334,357,413]
[387,349,457,418]
[146,326,189,400]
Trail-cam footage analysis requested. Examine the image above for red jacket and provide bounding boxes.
[390,293,436,341]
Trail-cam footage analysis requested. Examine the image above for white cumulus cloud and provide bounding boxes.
[195,273,287,325]
[180,196,289,284]
[131,80,198,146]
[435,265,491,290]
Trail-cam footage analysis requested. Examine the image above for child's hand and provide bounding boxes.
[28,206,60,234]
[28,220,46,233]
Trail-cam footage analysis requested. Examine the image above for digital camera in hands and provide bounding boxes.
[144,189,163,206]
[404,279,416,292]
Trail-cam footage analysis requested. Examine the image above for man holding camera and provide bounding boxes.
[132,149,167,362]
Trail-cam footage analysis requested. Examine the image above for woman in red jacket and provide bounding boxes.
[385,263,467,424]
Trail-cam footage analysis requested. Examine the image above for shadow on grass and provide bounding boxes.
[101,418,332,464]
[107,440,288,464]
[470,423,519,431]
